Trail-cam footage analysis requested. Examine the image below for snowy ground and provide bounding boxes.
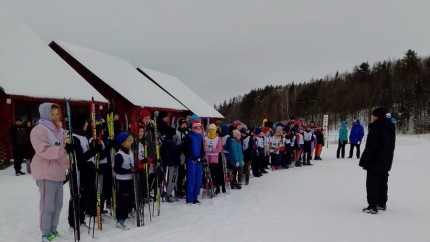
[1,134,429,242]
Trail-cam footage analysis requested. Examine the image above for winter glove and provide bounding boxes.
[235,162,239,167]
[65,143,74,153]
[107,139,116,149]
[90,142,103,152]
[130,167,138,173]
[146,157,153,165]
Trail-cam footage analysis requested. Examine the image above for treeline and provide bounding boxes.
[216,50,430,133]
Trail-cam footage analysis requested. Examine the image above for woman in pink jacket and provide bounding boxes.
[204,124,224,194]
[30,103,71,242]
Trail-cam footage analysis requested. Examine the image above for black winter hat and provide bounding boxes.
[158,111,168,120]
[165,127,177,138]
[177,117,186,127]
[372,107,386,118]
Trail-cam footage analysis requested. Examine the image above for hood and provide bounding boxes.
[354,119,361,126]
[340,120,347,128]
[39,103,53,121]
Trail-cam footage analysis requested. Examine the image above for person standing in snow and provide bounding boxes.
[30,103,71,242]
[294,126,304,167]
[314,126,325,160]
[348,119,365,159]
[9,117,28,176]
[204,123,224,193]
[269,126,284,170]
[67,119,101,229]
[114,132,135,229]
[174,117,188,198]
[183,117,205,204]
[160,127,181,202]
[228,129,244,189]
[360,108,396,214]
[240,125,252,185]
[336,120,348,159]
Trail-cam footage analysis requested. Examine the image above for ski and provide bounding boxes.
[201,131,215,199]
[202,159,215,198]
[131,121,144,227]
[65,99,80,242]
[91,97,102,236]
[153,111,162,216]
[106,100,117,219]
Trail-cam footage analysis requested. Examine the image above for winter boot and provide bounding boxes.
[215,187,221,195]
[116,220,130,230]
[377,205,386,211]
[362,206,378,214]
[41,233,55,242]
[221,186,226,193]
[50,231,60,239]
[165,196,174,203]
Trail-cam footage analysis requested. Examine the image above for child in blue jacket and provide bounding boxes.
[229,129,243,189]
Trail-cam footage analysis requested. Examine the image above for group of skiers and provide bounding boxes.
[28,101,331,242]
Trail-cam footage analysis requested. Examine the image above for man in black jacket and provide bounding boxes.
[8,118,27,176]
[359,107,396,214]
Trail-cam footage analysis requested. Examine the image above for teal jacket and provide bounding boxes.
[339,121,348,142]
[229,139,244,166]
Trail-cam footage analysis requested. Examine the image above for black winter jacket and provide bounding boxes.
[359,118,395,172]
[160,138,181,166]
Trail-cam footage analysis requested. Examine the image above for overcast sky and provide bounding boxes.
[2,0,430,106]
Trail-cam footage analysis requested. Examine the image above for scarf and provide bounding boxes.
[38,118,64,142]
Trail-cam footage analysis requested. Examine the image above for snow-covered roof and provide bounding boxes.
[0,18,106,102]
[53,40,186,110]
[138,68,224,118]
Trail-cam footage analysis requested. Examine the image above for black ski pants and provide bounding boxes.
[337,140,347,158]
[13,145,25,173]
[349,144,361,158]
[116,179,134,221]
[366,170,389,208]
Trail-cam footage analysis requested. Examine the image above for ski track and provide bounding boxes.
[1,134,429,242]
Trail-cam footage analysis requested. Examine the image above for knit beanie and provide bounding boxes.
[158,111,168,120]
[262,127,271,134]
[372,107,386,118]
[139,109,151,120]
[177,117,187,127]
[232,129,241,138]
[233,120,242,128]
[275,126,283,134]
[116,132,132,146]
[254,128,262,135]
[190,114,200,124]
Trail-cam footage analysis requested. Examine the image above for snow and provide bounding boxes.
[138,68,224,118]
[53,40,186,110]
[1,134,429,242]
[0,18,106,102]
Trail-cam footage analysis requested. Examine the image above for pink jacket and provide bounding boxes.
[30,124,69,181]
[205,137,222,164]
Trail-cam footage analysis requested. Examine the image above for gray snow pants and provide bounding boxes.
[165,166,178,196]
[36,180,64,235]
